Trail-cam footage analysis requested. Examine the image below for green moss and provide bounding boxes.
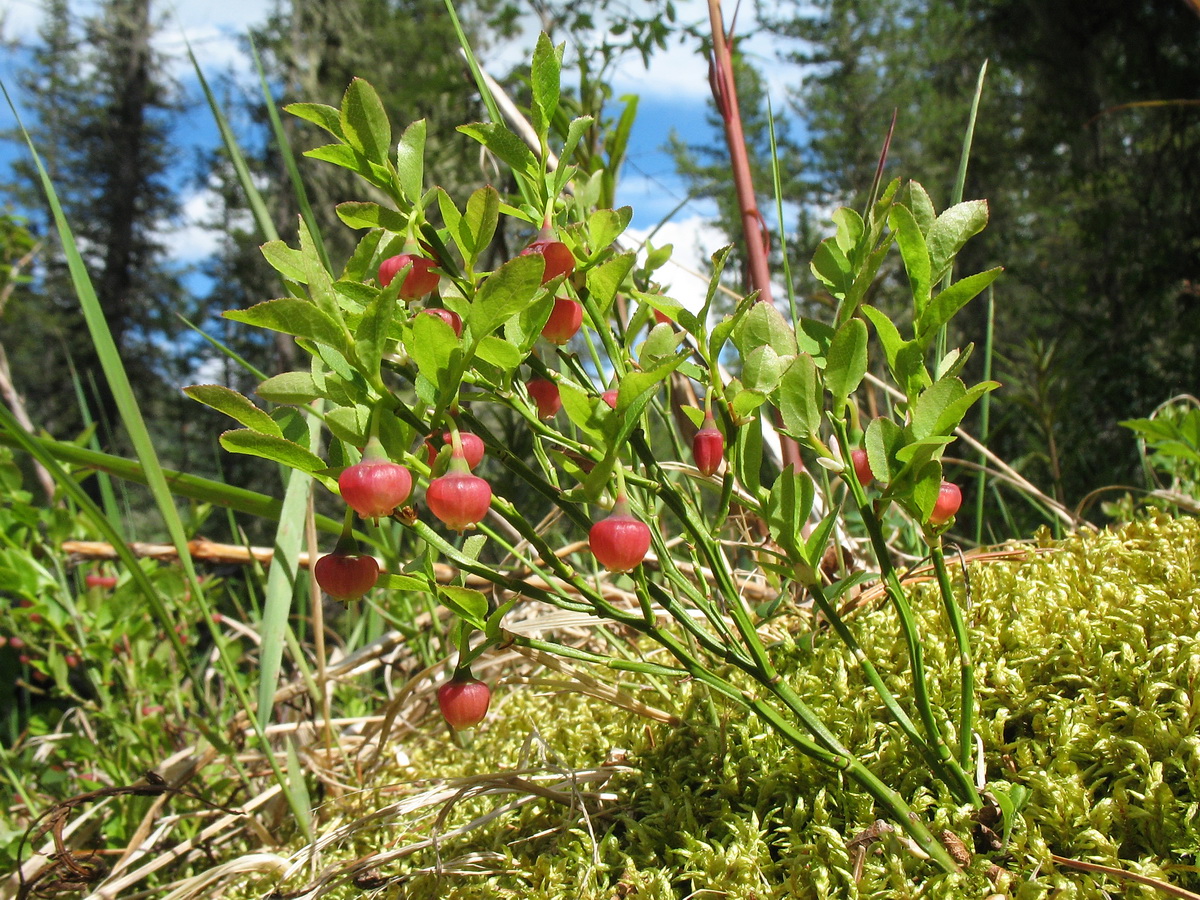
[277,515,1200,899]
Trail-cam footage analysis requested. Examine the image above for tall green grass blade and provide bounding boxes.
[189,45,329,739]
[974,285,995,544]
[249,36,332,273]
[766,95,799,327]
[177,313,269,382]
[67,361,123,540]
[936,59,988,360]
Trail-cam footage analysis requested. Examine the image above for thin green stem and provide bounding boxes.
[930,541,977,788]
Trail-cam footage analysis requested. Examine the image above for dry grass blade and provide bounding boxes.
[1050,854,1200,899]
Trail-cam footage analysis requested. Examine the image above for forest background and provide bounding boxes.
[1,0,1198,543]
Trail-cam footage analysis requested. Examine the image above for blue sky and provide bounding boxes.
[0,0,801,308]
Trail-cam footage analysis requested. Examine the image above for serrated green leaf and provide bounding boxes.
[353,282,396,384]
[825,318,868,418]
[325,405,370,446]
[902,181,936,236]
[831,206,865,256]
[777,353,822,439]
[810,236,853,298]
[339,77,391,164]
[260,240,307,283]
[765,467,813,557]
[475,334,525,372]
[866,416,904,482]
[744,345,792,396]
[395,118,426,203]
[530,33,562,139]
[928,199,988,284]
[733,300,797,361]
[439,585,488,630]
[613,356,685,447]
[225,299,350,358]
[588,207,632,252]
[560,381,607,448]
[185,385,282,437]
[284,102,343,139]
[335,201,407,232]
[890,204,932,314]
[803,509,839,568]
[638,322,683,368]
[256,371,322,405]
[458,122,539,180]
[220,429,325,474]
[730,388,767,418]
[861,305,907,374]
[379,573,430,592]
[462,185,500,264]
[910,376,967,441]
[916,267,1003,345]
[586,251,636,316]
[734,414,763,498]
[303,143,374,178]
[932,380,999,437]
[466,254,543,341]
[406,310,462,400]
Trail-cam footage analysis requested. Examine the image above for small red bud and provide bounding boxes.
[520,239,575,284]
[419,307,463,338]
[527,378,562,419]
[378,253,440,300]
[692,416,725,477]
[850,449,874,486]
[426,432,485,470]
[85,573,118,589]
[601,389,618,409]
[541,296,583,344]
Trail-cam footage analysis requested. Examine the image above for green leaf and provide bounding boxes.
[733,300,797,359]
[560,381,607,448]
[339,77,391,164]
[466,253,544,341]
[901,181,936,236]
[325,405,370,446]
[729,388,768,419]
[777,353,822,439]
[458,122,539,181]
[261,240,307,283]
[224,299,350,359]
[586,251,636,316]
[335,202,407,232]
[439,585,488,630]
[742,345,791,395]
[256,371,322,405]
[184,385,282,437]
[932,380,999,438]
[831,206,865,257]
[765,467,813,557]
[588,207,633,252]
[910,376,967,441]
[284,102,343,139]
[928,199,989,284]
[303,143,376,180]
[810,237,853,298]
[485,598,519,643]
[353,284,396,384]
[803,510,839,568]
[910,461,944,520]
[889,204,932,313]
[612,357,685,447]
[462,185,501,264]
[916,267,1003,344]
[530,33,563,139]
[475,334,525,372]
[407,310,462,401]
[865,415,903,483]
[379,573,431,592]
[734,415,764,498]
[638,322,683,368]
[824,318,868,418]
[861,305,907,375]
[220,429,325,474]
[395,118,426,203]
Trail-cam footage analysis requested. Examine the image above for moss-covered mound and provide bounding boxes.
[296,515,1200,899]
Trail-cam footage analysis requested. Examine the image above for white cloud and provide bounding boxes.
[160,185,222,263]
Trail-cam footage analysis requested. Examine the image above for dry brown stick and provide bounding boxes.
[1050,854,1200,900]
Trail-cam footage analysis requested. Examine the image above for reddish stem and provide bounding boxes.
[706,0,803,471]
